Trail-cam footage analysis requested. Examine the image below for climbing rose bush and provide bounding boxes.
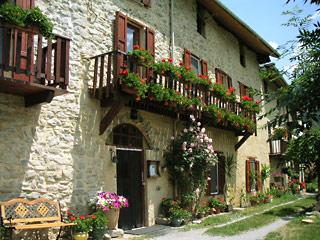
[90,192,129,211]
[164,115,217,215]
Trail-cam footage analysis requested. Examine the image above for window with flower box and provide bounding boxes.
[215,68,233,88]
[184,48,208,77]
[246,157,260,192]
[206,153,225,195]
[239,82,253,100]
[115,11,155,68]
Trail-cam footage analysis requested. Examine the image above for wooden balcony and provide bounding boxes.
[88,50,256,144]
[0,22,70,107]
[269,139,288,155]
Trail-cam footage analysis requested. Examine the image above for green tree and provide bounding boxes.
[262,2,320,196]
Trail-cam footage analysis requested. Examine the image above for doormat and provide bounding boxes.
[125,225,172,236]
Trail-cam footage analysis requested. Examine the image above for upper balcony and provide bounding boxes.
[269,139,288,156]
[0,22,70,107]
[88,50,259,145]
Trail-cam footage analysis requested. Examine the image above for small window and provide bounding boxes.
[240,43,246,67]
[191,55,200,75]
[209,163,219,194]
[127,24,140,52]
[250,161,256,191]
[196,2,205,37]
[206,154,225,196]
[113,124,143,148]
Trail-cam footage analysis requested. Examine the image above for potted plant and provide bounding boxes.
[128,45,154,68]
[161,197,180,218]
[91,211,109,240]
[0,3,54,38]
[168,207,191,227]
[89,192,129,230]
[119,69,148,98]
[208,197,222,214]
[196,202,209,218]
[66,212,93,240]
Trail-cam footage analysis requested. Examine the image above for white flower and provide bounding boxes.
[170,136,175,140]
[162,146,167,151]
[184,128,188,133]
[196,188,200,193]
[201,128,206,133]
[188,148,193,153]
[207,177,211,180]
[197,122,201,126]
[189,127,194,131]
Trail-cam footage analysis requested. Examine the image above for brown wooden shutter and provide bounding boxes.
[227,76,233,89]
[256,160,261,191]
[239,82,245,100]
[201,60,208,77]
[218,156,226,194]
[215,69,223,85]
[115,12,127,71]
[13,0,35,82]
[246,160,251,193]
[146,27,155,57]
[184,48,191,68]
[141,0,152,7]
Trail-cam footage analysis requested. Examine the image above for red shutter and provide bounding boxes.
[215,69,223,85]
[115,12,127,70]
[184,49,191,68]
[227,76,233,89]
[218,156,226,194]
[256,160,261,191]
[246,160,251,193]
[146,27,155,57]
[201,60,208,77]
[239,82,245,100]
[13,0,35,82]
[141,0,152,7]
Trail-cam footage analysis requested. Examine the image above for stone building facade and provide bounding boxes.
[0,0,281,231]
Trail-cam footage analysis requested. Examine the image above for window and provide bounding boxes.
[215,69,233,89]
[239,82,252,100]
[239,43,246,67]
[246,158,260,192]
[115,12,155,68]
[184,48,208,77]
[206,154,225,196]
[127,24,140,52]
[191,55,200,75]
[196,2,205,37]
[113,124,143,148]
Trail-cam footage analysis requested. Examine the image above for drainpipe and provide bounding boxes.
[170,0,175,62]
[173,113,179,197]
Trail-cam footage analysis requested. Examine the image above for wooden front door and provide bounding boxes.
[116,149,143,230]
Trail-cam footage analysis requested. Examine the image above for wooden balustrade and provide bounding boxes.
[89,51,256,132]
[270,139,288,155]
[0,22,70,95]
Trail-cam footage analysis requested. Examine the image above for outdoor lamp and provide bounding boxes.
[110,149,118,163]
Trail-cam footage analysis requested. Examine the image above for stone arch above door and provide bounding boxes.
[104,110,153,149]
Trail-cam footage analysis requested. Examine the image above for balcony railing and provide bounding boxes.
[0,22,70,105]
[89,50,256,134]
[270,139,288,155]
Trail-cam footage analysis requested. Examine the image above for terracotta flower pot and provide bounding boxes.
[104,208,120,229]
[122,85,138,95]
[214,207,221,214]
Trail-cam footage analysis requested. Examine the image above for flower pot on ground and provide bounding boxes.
[197,212,205,219]
[92,226,108,240]
[214,207,221,214]
[170,218,182,227]
[161,197,181,218]
[90,210,108,239]
[72,232,89,240]
[89,192,129,230]
[226,204,233,212]
[220,207,226,213]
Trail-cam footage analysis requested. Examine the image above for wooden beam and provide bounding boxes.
[99,102,124,135]
[235,132,251,151]
[24,90,54,107]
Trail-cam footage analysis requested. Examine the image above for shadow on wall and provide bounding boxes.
[0,94,41,201]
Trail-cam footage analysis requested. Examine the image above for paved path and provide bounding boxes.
[121,193,313,240]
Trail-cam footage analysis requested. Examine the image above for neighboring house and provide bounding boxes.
[0,0,281,232]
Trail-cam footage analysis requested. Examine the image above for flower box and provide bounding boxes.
[122,85,138,95]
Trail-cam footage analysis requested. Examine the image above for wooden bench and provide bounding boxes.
[0,198,75,240]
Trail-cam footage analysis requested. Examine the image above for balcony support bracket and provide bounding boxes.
[235,132,251,151]
[24,90,54,107]
[99,101,124,135]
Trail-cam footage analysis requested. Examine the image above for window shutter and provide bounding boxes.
[227,76,233,89]
[246,160,251,193]
[239,82,245,100]
[13,0,35,82]
[256,160,261,191]
[115,12,127,52]
[215,69,223,85]
[141,0,152,7]
[146,27,155,57]
[201,60,208,77]
[218,156,226,194]
[184,48,191,68]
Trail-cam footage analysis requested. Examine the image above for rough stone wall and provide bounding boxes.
[0,0,274,230]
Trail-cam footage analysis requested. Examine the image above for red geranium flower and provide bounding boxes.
[179,62,184,66]
[168,58,173,62]
[67,211,71,216]
[133,44,139,50]
[162,59,166,62]
[164,102,169,106]
[70,216,76,221]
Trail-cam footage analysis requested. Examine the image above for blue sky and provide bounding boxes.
[219,0,319,73]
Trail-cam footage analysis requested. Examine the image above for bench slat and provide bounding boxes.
[13,222,76,230]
